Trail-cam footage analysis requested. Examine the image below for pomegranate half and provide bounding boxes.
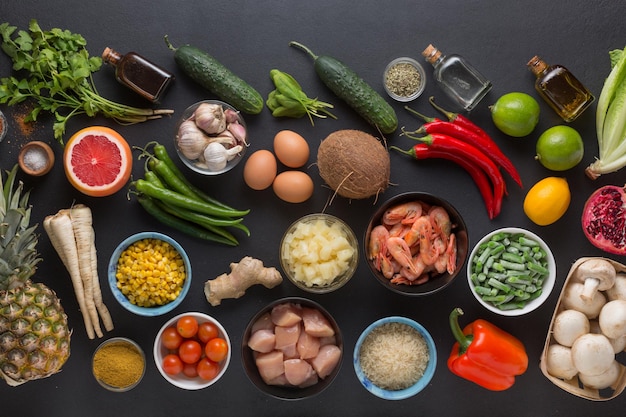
[582,185,626,255]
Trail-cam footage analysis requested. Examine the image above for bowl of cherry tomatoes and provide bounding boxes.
[153,312,231,390]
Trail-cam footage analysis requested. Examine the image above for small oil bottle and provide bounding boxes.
[527,56,594,122]
[422,44,492,111]
[102,47,174,103]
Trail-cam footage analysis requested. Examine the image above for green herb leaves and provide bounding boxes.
[0,20,172,144]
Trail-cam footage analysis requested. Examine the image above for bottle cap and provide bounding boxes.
[101,47,121,65]
[422,44,442,64]
[527,56,548,75]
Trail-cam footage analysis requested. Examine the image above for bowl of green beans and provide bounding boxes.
[467,227,556,316]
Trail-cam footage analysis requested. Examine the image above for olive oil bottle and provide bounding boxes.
[527,56,594,122]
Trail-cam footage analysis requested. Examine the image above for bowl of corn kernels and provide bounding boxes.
[108,232,192,316]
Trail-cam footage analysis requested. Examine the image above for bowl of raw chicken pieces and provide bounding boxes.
[364,192,469,296]
[241,297,343,400]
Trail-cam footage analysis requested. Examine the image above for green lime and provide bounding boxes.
[490,92,540,137]
[535,125,584,171]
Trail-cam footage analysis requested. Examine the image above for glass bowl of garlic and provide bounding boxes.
[174,100,248,175]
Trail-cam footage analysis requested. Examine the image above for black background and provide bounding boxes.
[1,1,626,416]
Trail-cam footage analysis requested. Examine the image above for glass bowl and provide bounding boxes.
[353,316,436,400]
[92,337,146,392]
[364,192,469,296]
[467,227,556,316]
[241,297,343,400]
[383,57,427,102]
[280,213,358,294]
[107,232,191,316]
[154,312,231,390]
[174,99,247,175]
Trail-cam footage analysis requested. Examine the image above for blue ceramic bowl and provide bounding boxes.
[108,232,191,316]
[353,316,436,400]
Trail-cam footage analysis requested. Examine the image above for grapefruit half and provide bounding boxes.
[63,126,132,197]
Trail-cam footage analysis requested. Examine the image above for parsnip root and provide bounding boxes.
[44,204,114,339]
[204,256,283,306]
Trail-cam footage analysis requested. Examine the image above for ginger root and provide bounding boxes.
[204,256,283,306]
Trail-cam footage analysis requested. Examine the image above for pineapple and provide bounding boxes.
[0,165,70,386]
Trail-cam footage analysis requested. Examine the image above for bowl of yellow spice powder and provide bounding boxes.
[383,57,426,102]
[108,232,192,316]
[92,337,146,392]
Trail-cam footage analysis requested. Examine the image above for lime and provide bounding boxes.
[490,92,540,137]
[535,125,584,171]
[523,177,571,226]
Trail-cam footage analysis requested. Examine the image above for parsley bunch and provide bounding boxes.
[0,20,173,144]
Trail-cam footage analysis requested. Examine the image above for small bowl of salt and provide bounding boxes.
[19,141,55,176]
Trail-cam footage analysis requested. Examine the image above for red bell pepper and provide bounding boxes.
[447,308,528,391]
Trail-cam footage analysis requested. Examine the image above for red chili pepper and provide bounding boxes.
[402,132,506,216]
[391,144,496,219]
[407,104,523,188]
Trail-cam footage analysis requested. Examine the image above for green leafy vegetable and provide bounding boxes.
[586,45,626,179]
[266,69,336,125]
[0,20,173,144]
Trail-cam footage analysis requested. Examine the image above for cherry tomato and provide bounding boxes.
[177,316,199,338]
[205,337,229,362]
[182,361,199,378]
[196,357,220,381]
[197,322,219,343]
[178,339,202,364]
[161,326,183,350]
[162,354,183,376]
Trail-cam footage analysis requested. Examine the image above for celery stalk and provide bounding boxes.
[586,46,626,179]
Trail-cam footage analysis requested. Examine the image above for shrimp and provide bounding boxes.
[382,201,423,226]
[433,237,448,274]
[367,225,389,268]
[429,206,452,242]
[387,236,419,275]
[404,216,439,265]
[446,233,457,274]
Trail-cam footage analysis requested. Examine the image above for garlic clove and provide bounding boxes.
[177,119,210,160]
[193,103,227,135]
[224,108,240,123]
[208,130,237,147]
[226,145,243,161]
[227,121,248,146]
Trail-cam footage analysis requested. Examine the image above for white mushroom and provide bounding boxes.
[589,319,626,353]
[573,258,616,302]
[561,282,606,319]
[570,333,615,376]
[545,344,578,380]
[579,360,622,390]
[606,273,626,301]
[598,299,626,339]
[552,309,590,347]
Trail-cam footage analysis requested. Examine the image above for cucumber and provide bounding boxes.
[165,36,264,115]
[289,41,398,134]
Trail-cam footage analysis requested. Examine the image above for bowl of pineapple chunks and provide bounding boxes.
[279,213,358,294]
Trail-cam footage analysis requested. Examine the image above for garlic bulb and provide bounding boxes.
[203,142,243,171]
[193,103,227,134]
[177,119,210,160]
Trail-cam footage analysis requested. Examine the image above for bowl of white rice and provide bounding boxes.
[353,316,436,400]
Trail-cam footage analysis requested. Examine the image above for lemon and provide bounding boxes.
[491,92,540,137]
[523,177,571,226]
[535,125,584,171]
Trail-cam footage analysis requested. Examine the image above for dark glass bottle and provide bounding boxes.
[527,56,594,122]
[102,47,174,103]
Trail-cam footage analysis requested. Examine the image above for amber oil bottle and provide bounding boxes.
[422,44,492,111]
[527,56,594,122]
[102,47,174,103]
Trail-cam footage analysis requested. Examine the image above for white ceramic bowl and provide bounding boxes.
[174,99,247,175]
[467,227,556,316]
[353,316,436,400]
[154,312,231,390]
[108,232,191,316]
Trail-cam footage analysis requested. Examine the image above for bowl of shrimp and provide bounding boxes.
[364,192,469,296]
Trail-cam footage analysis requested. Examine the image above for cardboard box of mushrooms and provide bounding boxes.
[540,257,626,401]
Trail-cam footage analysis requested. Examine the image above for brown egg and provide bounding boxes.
[273,130,310,168]
[272,171,314,203]
[243,150,277,190]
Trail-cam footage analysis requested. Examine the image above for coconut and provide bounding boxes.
[317,130,390,199]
